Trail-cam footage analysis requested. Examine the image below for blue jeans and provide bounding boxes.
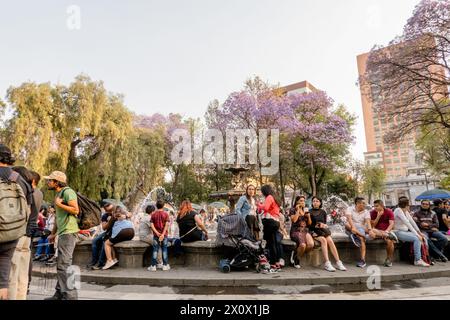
[423,231,448,257]
[36,238,54,256]
[91,232,106,266]
[395,230,422,262]
[152,236,168,266]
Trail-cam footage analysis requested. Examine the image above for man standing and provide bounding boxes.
[0,145,33,300]
[44,171,79,300]
[413,200,448,262]
[370,200,399,267]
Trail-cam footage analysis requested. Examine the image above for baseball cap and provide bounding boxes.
[43,171,67,184]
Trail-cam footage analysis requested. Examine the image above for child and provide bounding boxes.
[148,200,170,271]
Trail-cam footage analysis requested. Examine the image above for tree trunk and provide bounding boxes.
[279,159,285,210]
[310,159,317,197]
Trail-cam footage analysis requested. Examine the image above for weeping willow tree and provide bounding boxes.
[2,74,165,206]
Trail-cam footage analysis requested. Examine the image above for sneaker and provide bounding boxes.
[387,231,399,243]
[356,260,366,268]
[91,265,102,270]
[414,259,430,267]
[336,260,347,271]
[439,255,448,263]
[350,234,361,248]
[156,263,163,269]
[162,264,171,271]
[293,256,301,269]
[290,251,295,265]
[33,255,42,261]
[324,261,336,272]
[102,260,118,270]
[113,259,118,264]
[147,265,157,272]
[384,259,393,267]
[44,291,63,300]
[278,258,285,267]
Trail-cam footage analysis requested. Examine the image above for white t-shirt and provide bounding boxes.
[347,207,370,228]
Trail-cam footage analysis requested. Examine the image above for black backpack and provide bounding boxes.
[62,189,101,230]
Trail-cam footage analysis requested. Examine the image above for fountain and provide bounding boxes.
[322,195,350,236]
[209,165,250,211]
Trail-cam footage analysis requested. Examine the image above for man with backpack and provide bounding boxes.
[44,171,80,300]
[0,144,33,300]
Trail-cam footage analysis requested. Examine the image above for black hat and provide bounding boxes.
[0,144,15,165]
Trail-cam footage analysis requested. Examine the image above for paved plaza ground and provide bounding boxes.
[29,261,450,300]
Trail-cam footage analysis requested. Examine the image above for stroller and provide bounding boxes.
[216,213,270,273]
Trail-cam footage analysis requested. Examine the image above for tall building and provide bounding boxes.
[357,49,439,205]
[279,80,318,95]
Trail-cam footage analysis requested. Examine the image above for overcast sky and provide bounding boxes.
[0,0,420,160]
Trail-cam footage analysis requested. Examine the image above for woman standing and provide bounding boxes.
[257,185,282,269]
[176,200,208,243]
[289,195,314,268]
[309,196,346,272]
[235,185,260,240]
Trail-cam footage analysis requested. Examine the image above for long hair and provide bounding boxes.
[293,195,306,208]
[12,166,33,185]
[311,196,323,209]
[260,184,281,207]
[178,200,193,219]
[245,184,256,201]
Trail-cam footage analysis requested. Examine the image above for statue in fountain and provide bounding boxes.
[322,195,349,235]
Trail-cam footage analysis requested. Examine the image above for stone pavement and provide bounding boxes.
[27,276,450,300]
[31,260,450,287]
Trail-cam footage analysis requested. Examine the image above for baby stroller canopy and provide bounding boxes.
[216,213,253,247]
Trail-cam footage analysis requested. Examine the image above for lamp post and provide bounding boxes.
[418,170,429,191]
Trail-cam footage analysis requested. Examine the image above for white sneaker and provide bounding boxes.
[102,260,118,270]
[147,265,157,271]
[156,263,163,269]
[324,261,336,272]
[335,260,347,271]
[278,258,285,267]
[290,251,295,265]
[113,259,118,264]
[414,259,430,267]
[162,264,171,271]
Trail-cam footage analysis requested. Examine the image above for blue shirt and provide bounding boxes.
[112,219,133,238]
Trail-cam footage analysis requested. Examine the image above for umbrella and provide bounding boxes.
[191,203,204,212]
[415,189,450,201]
[102,199,127,209]
[208,201,229,210]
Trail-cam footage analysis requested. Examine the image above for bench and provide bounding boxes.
[69,233,415,269]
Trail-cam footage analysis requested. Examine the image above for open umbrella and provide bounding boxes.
[415,189,450,201]
[208,201,229,210]
[191,203,204,212]
[102,199,127,209]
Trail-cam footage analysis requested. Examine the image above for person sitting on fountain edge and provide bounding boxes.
[345,197,377,268]
[370,200,399,267]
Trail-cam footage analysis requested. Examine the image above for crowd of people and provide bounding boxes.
[1,141,450,300]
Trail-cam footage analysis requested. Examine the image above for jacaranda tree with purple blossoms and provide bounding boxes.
[282,91,355,197]
[207,76,355,198]
[362,0,450,144]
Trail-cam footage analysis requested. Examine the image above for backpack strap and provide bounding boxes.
[8,171,20,182]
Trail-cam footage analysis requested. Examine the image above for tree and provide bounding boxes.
[2,75,166,206]
[362,0,450,144]
[362,165,386,203]
[282,93,355,196]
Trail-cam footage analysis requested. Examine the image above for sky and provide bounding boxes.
[0,0,421,160]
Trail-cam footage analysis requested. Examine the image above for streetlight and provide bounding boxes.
[418,170,429,191]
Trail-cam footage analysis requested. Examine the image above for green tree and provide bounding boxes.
[362,165,386,203]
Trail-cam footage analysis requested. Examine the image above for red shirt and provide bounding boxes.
[257,195,280,218]
[151,210,169,236]
[370,208,394,231]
